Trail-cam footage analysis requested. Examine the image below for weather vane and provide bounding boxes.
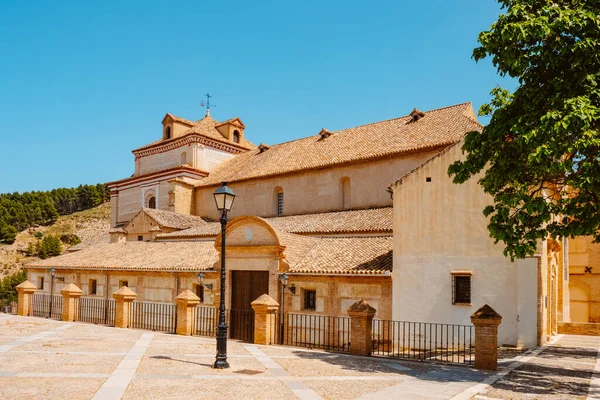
[200,93,216,115]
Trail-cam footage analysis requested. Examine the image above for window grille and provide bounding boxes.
[38,277,44,290]
[452,275,471,304]
[119,280,128,288]
[137,236,143,241]
[304,290,316,310]
[277,193,284,216]
[148,197,156,209]
[194,284,205,302]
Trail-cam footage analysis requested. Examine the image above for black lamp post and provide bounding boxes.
[49,268,56,318]
[279,273,289,344]
[213,182,236,369]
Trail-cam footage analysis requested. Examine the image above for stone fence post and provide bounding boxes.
[113,286,137,328]
[176,289,200,336]
[470,304,503,371]
[16,281,37,316]
[61,283,83,322]
[251,294,279,345]
[347,299,377,356]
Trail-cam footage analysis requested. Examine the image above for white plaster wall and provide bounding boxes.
[392,143,536,346]
[517,257,539,348]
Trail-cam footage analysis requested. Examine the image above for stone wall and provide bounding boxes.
[558,321,600,336]
[195,150,439,220]
[568,236,600,323]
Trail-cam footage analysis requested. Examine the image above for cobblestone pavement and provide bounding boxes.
[0,314,496,400]
[470,334,600,400]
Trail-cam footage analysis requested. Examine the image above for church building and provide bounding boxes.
[27,101,597,347]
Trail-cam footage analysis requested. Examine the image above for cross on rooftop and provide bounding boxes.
[201,93,216,116]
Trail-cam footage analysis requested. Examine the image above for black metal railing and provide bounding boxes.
[228,309,254,343]
[282,313,351,352]
[128,301,176,333]
[372,320,474,365]
[193,306,218,337]
[29,293,62,320]
[77,297,115,326]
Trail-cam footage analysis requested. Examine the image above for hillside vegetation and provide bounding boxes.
[0,184,110,244]
[0,203,111,277]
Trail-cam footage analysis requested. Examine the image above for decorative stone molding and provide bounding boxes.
[113,286,137,328]
[16,280,37,316]
[175,289,201,336]
[251,294,279,345]
[133,134,246,158]
[470,304,502,370]
[60,283,83,322]
[347,299,377,356]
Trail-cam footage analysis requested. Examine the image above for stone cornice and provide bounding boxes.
[133,134,247,158]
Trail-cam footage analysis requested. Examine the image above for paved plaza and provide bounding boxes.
[0,314,598,400]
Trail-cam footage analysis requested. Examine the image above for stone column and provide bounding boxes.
[347,299,377,356]
[61,283,83,322]
[113,286,137,328]
[16,281,37,316]
[176,289,201,336]
[470,304,503,371]
[251,294,279,345]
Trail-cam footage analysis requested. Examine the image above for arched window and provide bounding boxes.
[181,152,187,165]
[164,126,171,140]
[340,177,351,209]
[148,197,156,209]
[233,130,240,143]
[274,186,284,216]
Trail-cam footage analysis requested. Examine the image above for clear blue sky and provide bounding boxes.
[0,0,512,193]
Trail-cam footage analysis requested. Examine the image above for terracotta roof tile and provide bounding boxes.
[27,234,391,275]
[141,208,212,230]
[155,207,393,239]
[197,103,482,187]
[287,236,393,275]
[27,241,218,272]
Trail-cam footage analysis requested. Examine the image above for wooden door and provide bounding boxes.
[230,271,269,341]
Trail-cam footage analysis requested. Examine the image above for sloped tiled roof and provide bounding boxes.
[288,236,393,275]
[27,235,391,275]
[27,241,219,272]
[132,114,256,153]
[155,207,393,239]
[141,208,212,230]
[196,103,482,187]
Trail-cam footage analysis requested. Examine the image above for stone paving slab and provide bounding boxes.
[472,334,600,400]
[5,314,597,400]
[0,377,106,400]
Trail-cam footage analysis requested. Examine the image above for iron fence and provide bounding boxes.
[77,297,115,326]
[29,293,62,320]
[372,320,474,365]
[193,306,218,337]
[228,309,254,343]
[128,301,176,333]
[282,313,351,352]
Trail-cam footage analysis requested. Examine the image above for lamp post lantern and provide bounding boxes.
[213,182,235,369]
[196,272,205,285]
[49,268,56,318]
[279,273,289,344]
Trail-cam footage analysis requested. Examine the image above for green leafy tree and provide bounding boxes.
[448,1,600,260]
[0,269,27,306]
[36,235,63,259]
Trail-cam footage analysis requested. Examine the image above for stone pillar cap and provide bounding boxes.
[471,304,502,321]
[16,280,37,292]
[176,289,201,302]
[113,286,137,300]
[347,299,377,315]
[60,283,83,295]
[251,294,279,307]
